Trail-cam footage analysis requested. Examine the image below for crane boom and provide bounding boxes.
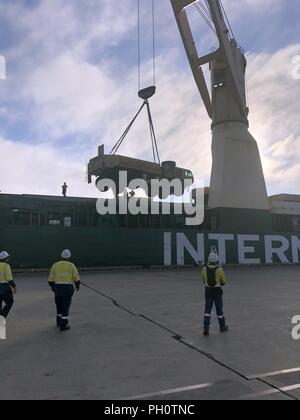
[171,0,248,125]
[207,0,247,117]
[171,0,212,118]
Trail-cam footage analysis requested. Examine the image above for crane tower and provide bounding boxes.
[171,0,271,231]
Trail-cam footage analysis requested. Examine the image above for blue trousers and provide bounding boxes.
[204,288,226,330]
[54,285,74,322]
[0,286,14,319]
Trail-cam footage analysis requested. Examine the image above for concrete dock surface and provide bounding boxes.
[1,266,300,400]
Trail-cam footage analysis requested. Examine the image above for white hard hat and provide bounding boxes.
[0,251,9,260]
[61,249,72,259]
[208,252,219,264]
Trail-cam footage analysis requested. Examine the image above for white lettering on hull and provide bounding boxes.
[265,236,290,264]
[176,233,205,266]
[164,233,300,266]
[238,235,261,265]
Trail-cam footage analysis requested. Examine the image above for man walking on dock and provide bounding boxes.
[0,251,17,326]
[48,249,80,332]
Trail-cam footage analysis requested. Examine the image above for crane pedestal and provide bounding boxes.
[207,122,273,232]
[209,122,269,210]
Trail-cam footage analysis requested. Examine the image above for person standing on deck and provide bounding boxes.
[201,252,229,337]
[62,182,68,197]
[48,249,80,332]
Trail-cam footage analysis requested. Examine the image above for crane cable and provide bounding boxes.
[194,0,236,42]
[138,0,156,90]
[110,101,146,156]
[152,0,156,86]
[138,0,141,90]
[110,0,160,165]
[219,0,236,41]
[194,0,217,35]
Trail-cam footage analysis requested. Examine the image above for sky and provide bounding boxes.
[0,0,299,198]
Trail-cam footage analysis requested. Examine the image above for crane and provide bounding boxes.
[171,0,270,217]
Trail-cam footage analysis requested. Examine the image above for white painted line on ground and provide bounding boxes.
[248,367,300,380]
[240,383,300,400]
[122,382,213,400]
[281,383,300,392]
[238,389,280,399]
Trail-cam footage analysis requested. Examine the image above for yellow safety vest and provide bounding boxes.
[0,262,13,284]
[48,261,80,285]
[201,265,227,288]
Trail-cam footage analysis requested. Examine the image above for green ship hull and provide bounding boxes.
[0,194,299,268]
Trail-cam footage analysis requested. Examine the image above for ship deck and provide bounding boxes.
[1,266,300,400]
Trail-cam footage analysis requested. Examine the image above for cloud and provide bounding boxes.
[224,0,284,19]
[0,136,96,197]
[246,44,300,194]
[2,0,136,59]
[21,52,124,139]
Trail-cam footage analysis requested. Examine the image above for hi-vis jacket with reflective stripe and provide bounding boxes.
[48,261,80,286]
[0,262,16,287]
[201,264,227,288]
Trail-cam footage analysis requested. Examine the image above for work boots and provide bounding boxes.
[203,329,209,336]
[220,326,229,333]
[203,327,228,336]
[219,317,229,333]
[60,318,70,332]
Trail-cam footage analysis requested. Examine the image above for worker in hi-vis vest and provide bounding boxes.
[48,249,80,332]
[201,252,228,337]
[0,251,17,322]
